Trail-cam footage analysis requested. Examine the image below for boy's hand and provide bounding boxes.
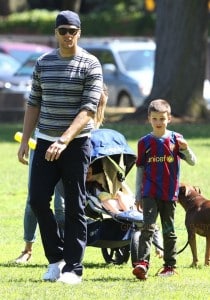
[176,137,188,150]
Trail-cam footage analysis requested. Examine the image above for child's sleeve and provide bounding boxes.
[180,148,197,166]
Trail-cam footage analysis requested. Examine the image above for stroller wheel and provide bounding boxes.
[101,245,130,265]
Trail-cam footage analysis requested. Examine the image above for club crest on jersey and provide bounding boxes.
[167,156,174,163]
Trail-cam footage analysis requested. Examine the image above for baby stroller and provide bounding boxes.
[86,128,144,265]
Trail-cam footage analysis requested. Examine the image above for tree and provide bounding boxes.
[61,0,81,12]
[139,0,209,120]
[27,0,82,11]
[0,0,10,16]
[0,0,27,16]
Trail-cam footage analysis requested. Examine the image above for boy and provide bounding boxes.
[133,99,196,280]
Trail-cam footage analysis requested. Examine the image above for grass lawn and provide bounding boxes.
[1,121,210,299]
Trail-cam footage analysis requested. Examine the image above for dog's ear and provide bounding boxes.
[179,185,188,196]
[184,186,191,196]
[180,185,192,196]
[193,186,201,194]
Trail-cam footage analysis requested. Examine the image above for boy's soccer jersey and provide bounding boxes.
[136,130,185,201]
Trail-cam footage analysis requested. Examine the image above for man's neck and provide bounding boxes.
[59,45,78,57]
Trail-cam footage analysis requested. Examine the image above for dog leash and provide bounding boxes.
[152,240,189,255]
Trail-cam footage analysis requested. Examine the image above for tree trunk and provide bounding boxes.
[140,0,209,120]
[62,0,81,12]
[0,0,11,16]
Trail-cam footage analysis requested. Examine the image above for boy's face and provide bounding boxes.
[148,111,171,136]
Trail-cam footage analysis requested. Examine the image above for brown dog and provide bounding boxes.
[178,183,210,266]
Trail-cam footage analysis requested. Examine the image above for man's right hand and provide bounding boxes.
[18,142,29,165]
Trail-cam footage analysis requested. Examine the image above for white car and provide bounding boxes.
[203,79,210,109]
[80,38,156,107]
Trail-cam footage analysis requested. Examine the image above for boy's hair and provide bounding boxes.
[148,99,171,115]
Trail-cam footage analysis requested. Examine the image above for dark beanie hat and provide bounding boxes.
[55,10,81,28]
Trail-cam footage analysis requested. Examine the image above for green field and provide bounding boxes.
[1,122,210,300]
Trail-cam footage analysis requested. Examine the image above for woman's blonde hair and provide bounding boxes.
[95,83,108,128]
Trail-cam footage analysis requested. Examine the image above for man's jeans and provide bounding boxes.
[23,150,65,243]
[30,137,91,276]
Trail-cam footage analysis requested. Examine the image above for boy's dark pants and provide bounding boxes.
[138,197,177,267]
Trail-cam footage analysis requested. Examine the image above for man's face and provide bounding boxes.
[55,25,80,50]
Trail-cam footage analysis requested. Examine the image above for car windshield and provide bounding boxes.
[0,53,20,75]
[15,54,40,76]
[119,49,154,71]
[5,47,50,63]
[8,49,37,63]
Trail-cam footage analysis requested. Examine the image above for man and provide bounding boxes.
[17,10,103,285]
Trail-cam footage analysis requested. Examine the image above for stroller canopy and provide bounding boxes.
[90,128,136,195]
[91,128,135,158]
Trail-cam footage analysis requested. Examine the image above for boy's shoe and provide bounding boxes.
[57,272,82,285]
[157,266,176,277]
[43,260,65,281]
[132,261,149,280]
[15,250,32,263]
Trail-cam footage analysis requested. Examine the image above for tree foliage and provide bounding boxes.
[0,0,146,15]
[138,0,210,120]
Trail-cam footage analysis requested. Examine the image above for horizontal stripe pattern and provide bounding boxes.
[28,48,103,136]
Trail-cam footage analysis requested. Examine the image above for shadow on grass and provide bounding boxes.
[0,262,47,268]
[0,261,114,269]
[84,262,120,268]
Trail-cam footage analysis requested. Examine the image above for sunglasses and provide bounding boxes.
[57,28,79,36]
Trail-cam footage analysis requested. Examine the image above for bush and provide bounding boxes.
[0,9,156,37]
[0,10,58,34]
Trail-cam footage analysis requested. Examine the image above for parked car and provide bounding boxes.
[0,52,20,76]
[0,49,52,122]
[203,79,210,109]
[80,38,156,107]
[0,51,51,97]
[0,41,53,63]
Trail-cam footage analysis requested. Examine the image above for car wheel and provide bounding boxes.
[101,245,130,265]
[118,93,132,107]
[130,230,141,266]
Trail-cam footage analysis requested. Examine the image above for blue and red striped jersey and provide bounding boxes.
[136,130,185,201]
